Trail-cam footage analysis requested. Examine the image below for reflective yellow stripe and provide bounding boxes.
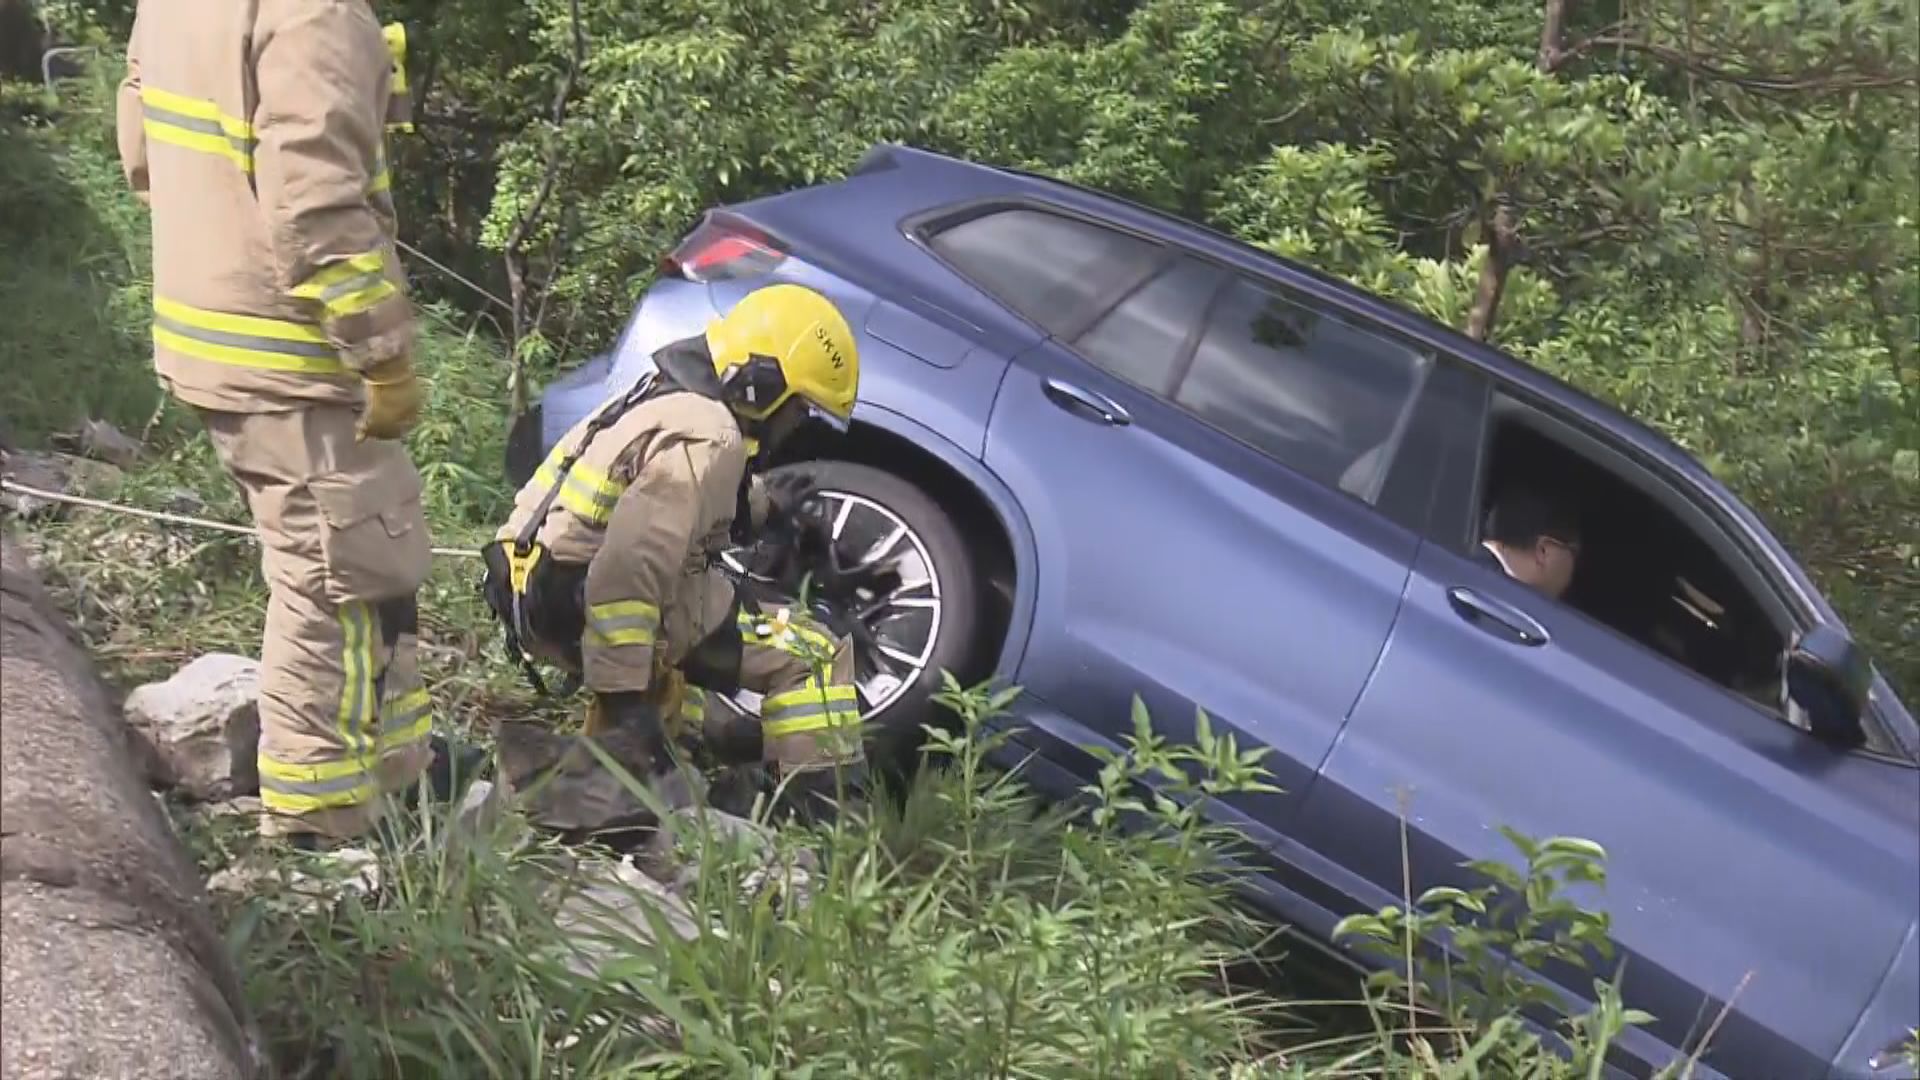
[762,683,862,739]
[258,752,380,813]
[586,598,659,648]
[155,297,329,344]
[380,687,432,749]
[290,252,398,321]
[763,682,859,716]
[152,296,347,376]
[681,687,707,723]
[140,87,254,172]
[338,603,378,758]
[533,449,625,524]
[370,148,392,194]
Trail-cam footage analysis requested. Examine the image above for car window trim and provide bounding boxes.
[1371,356,1487,535]
[1066,253,1225,398]
[1162,265,1234,397]
[1163,268,1439,501]
[1054,248,1178,343]
[1054,255,1444,513]
[904,196,1174,340]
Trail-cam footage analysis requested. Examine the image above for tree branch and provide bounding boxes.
[1538,0,1571,73]
[502,0,585,418]
[1554,33,1917,93]
[1466,201,1519,342]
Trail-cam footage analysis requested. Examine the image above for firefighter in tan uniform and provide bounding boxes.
[483,284,866,826]
[116,0,435,844]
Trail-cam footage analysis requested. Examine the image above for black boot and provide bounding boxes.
[596,690,671,768]
[701,706,764,767]
[778,761,869,827]
[404,734,489,810]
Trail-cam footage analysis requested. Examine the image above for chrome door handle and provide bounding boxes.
[1447,586,1551,647]
[1042,378,1131,426]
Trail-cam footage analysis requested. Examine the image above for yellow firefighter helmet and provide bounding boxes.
[704,283,859,431]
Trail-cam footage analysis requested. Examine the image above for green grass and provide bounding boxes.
[0,76,160,447]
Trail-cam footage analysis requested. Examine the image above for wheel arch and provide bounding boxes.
[769,403,1036,688]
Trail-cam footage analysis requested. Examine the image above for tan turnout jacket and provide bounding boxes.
[116,0,415,413]
[498,389,751,693]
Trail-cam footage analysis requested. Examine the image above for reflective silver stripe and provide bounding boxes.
[141,101,254,156]
[341,604,375,756]
[259,769,373,798]
[153,312,338,359]
[588,612,659,636]
[384,700,429,736]
[320,270,387,304]
[763,699,860,724]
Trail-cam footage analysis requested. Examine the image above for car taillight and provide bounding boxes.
[661,219,787,283]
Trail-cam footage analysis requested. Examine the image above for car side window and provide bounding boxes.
[927,208,1163,336]
[1173,276,1433,495]
[1070,257,1223,393]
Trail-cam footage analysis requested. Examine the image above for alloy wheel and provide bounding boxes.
[718,489,943,720]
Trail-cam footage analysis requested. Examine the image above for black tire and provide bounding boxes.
[726,460,983,783]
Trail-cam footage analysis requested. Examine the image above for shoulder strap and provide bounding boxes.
[513,372,659,555]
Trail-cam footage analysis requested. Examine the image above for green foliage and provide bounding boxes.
[1334,829,1617,1021]
[0,71,156,446]
[1329,828,1674,1078]
[209,680,1300,1077]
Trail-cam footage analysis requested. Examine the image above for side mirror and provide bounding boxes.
[1785,624,1870,748]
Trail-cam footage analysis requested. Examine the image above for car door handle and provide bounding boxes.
[1447,587,1551,647]
[1042,378,1131,426]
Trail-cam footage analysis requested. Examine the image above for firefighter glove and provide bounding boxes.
[764,471,819,523]
[357,355,425,442]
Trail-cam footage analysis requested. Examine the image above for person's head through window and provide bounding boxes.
[1481,487,1582,600]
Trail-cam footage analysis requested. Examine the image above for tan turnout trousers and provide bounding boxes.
[202,405,434,837]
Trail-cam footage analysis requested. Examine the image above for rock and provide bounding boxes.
[640,805,819,918]
[1,534,258,1079]
[124,653,262,801]
[454,779,502,837]
[550,854,702,981]
[80,419,144,468]
[494,720,705,835]
[51,419,145,469]
[0,448,124,517]
[205,847,381,914]
[440,779,511,864]
[161,487,207,516]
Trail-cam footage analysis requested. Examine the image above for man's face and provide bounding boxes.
[1522,534,1580,600]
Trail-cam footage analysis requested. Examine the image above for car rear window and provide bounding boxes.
[927,208,1162,336]
[1176,277,1431,492]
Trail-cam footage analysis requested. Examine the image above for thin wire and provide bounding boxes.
[396,238,514,314]
[1,479,481,559]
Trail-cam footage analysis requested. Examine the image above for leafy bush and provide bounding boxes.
[1329,829,1683,1078]
[212,680,1300,1078]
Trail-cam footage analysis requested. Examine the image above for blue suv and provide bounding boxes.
[506,144,1920,1079]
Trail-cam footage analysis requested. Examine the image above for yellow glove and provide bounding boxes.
[357,355,424,442]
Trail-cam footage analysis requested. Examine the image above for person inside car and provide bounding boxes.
[1478,487,1583,601]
